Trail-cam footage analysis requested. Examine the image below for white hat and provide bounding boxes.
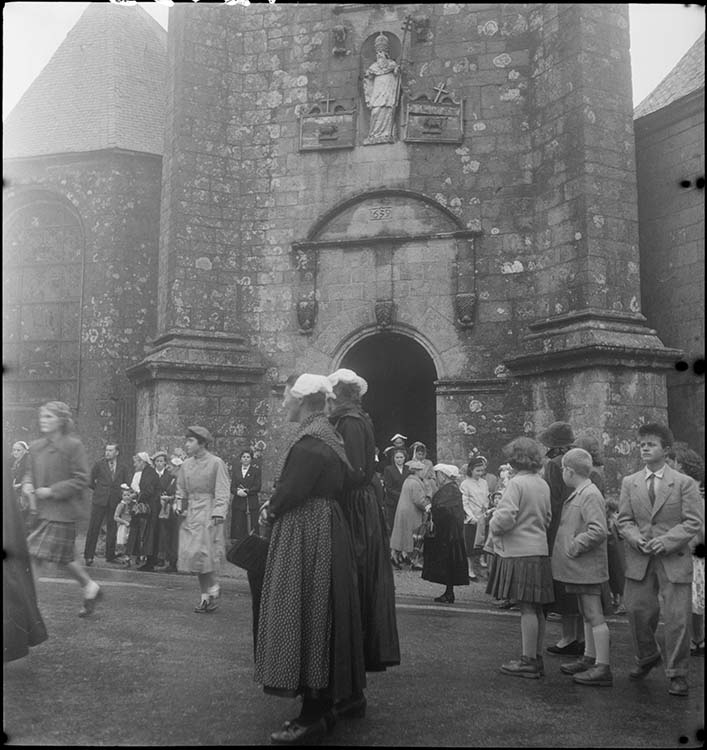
[170,456,184,467]
[405,459,426,470]
[327,368,368,396]
[433,463,460,478]
[290,373,335,399]
[135,451,153,466]
[390,433,408,442]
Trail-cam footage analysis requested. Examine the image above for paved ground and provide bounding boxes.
[4,547,704,748]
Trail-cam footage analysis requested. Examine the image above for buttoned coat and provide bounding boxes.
[617,464,702,584]
[551,480,608,584]
[24,434,90,523]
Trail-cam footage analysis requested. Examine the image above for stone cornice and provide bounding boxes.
[505,344,683,378]
[292,228,481,251]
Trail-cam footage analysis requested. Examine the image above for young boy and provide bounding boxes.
[617,423,702,697]
[551,448,612,686]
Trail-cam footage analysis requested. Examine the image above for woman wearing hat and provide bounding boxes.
[130,452,162,572]
[328,368,400,679]
[422,464,469,603]
[22,401,102,618]
[390,459,431,569]
[255,374,365,745]
[175,426,230,613]
[157,456,183,573]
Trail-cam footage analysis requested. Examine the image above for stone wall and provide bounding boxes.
[146,2,674,489]
[635,90,705,455]
[2,151,161,463]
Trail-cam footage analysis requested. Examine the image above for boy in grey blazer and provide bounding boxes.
[618,423,703,697]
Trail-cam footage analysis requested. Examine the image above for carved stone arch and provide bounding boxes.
[305,187,467,242]
[331,321,445,380]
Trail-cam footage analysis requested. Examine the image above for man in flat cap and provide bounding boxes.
[176,426,230,613]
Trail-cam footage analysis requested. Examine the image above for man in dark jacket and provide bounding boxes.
[83,443,131,565]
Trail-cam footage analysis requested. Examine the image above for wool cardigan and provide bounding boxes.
[488,471,551,557]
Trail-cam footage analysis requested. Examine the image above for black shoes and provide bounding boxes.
[84,558,94,567]
[628,653,661,680]
[270,717,327,745]
[546,640,585,656]
[334,694,366,720]
[434,592,455,604]
[137,563,155,572]
[668,676,689,696]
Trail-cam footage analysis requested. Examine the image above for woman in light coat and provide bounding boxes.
[390,460,430,568]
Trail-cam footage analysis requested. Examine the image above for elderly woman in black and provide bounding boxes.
[256,374,365,745]
[421,463,469,603]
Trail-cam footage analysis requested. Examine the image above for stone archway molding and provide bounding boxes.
[331,321,444,381]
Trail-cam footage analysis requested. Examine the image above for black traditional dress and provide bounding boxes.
[422,481,470,587]
[330,403,401,672]
[3,452,48,662]
[255,414,366,703]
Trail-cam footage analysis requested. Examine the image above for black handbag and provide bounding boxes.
[226,531,269,576]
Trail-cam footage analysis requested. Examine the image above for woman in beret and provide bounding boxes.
[175,426,230,613]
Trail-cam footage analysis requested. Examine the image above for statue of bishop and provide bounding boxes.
[363,33,400,145]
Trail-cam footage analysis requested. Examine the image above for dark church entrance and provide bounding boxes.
[340,332,438,460]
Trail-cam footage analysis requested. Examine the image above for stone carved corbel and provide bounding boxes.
[413,15,430,42]
[332,25,350,56]
[292,244,319,334]
[297,295,318,334]
[375,299,396,328]
[455,292,477,329]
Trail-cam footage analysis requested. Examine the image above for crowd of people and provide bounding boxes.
[4,383,705,743]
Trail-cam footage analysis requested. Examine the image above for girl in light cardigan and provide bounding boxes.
[486,437,553,679]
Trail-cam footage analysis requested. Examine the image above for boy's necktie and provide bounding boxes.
[647,473,656,507]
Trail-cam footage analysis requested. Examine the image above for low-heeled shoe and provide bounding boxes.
[668,677,689,697]
[546,640,584,656]
[628,653,661,680]
[270,718,327,746]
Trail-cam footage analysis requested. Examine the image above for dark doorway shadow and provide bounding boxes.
[340,332,437,460]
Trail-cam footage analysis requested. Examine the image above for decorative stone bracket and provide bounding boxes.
[332,25,350,56]
[375,299,396,328]
[453,236,477,330]
[292,246,319,334]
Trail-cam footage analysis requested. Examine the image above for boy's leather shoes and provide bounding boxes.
[546,640,584,656]
[668,677,689,696]
[628,653,661,680]
[573,663,613,687]
[500,655,542,679]
[560,655,595,675]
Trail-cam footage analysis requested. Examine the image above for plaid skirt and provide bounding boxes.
[486,554,554,605]
[27,520,77,565]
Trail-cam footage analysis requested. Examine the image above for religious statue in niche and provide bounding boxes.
[363,33,400,145]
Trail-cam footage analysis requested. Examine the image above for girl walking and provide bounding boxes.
[486,437,554,678]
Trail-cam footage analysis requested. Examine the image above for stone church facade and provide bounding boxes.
[4,3,692,492]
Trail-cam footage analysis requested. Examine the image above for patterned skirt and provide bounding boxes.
[693,555,705,615]
[255,497,333,696]
[27,520,77,565]
[486,554,554,605]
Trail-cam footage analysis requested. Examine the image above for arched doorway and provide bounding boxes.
[340,332,438,460]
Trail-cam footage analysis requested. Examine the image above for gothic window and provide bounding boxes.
[3,196,84,408]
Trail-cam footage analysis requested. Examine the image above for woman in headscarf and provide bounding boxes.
[422,464,470,603]
[22,401,101,618]
[327,368,400,684]
[409,441,437,500]
[390,460,430,569]
[127,452,161,570]
[10,441,31,531]
[256,374,365,746]
[175,427,230,613]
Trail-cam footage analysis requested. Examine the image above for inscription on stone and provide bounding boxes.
[369,206,393,221]
[403,91,463,143]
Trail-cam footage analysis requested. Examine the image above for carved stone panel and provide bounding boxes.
[299,97,356,151]
[403,90,463,144]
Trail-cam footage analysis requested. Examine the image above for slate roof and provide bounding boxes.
[634,33,705,119]
[4,3,167,158]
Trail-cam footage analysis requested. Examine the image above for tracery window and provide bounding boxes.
[3,197,84,408]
